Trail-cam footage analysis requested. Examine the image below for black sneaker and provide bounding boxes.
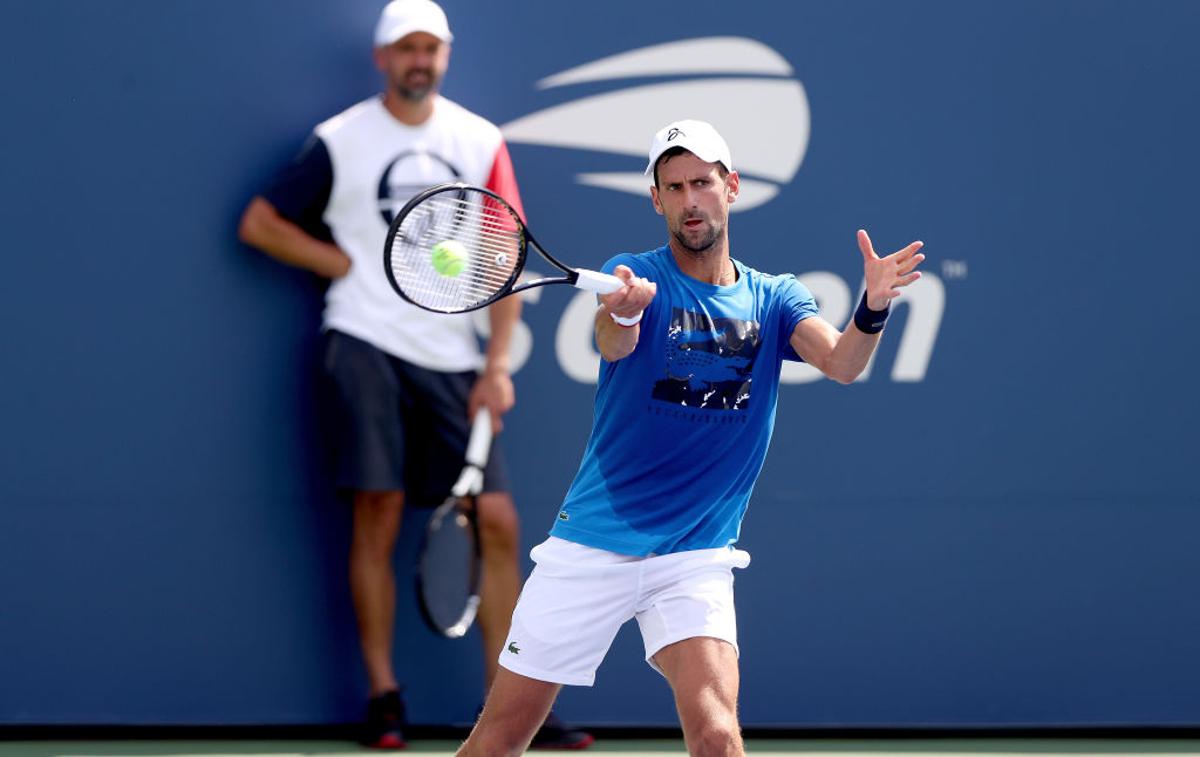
[363,689,407,749]
[529,711,594,750]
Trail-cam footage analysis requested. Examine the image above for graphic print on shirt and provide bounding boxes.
[377,150,462,225]
[652,307,761,411]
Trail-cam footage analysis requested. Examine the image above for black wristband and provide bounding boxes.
[853,292,890,334]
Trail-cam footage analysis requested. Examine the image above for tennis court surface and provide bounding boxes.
[4,737,1200,757]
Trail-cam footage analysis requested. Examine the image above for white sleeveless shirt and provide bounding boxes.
[316,95,520,371]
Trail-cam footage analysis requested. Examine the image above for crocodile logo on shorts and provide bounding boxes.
[507,641,521,654]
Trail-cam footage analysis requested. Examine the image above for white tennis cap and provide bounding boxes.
[375,0,453,47]
[644,119,733,176]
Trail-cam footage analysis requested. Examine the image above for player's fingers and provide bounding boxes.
[895,271,922,287]
[898,253,926,275]
[892,241,924,262]
[857,229,877,260]
[607,277,655,315]
[625,276,651,303]
[613,265,636,284]
[604,296,633,319]
[601,285,631,308]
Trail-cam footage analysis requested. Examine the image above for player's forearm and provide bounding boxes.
[483,296,521,375]
[824,326,881,384]
[595,306,639,362]
[238,197,350,279]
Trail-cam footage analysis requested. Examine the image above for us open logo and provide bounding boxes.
[500,37,810,212]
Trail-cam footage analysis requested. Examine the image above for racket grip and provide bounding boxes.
[465,410,492,467]
[573,268,625,294]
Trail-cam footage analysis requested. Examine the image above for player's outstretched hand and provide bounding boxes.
[600,264,656,320]
[858,230,924,311]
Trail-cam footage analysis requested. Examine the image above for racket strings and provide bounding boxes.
[388,190,523,312]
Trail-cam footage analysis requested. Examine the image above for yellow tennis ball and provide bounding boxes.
[431,240,467,277]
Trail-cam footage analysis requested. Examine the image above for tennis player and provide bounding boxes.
[457,119,925,756]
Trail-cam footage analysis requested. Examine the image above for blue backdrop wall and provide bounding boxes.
[2,0,1198,727]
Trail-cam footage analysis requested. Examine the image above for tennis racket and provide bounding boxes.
[415,410,492,639]
[383,183,624,313]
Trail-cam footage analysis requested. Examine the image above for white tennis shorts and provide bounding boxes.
[499,536,751,686]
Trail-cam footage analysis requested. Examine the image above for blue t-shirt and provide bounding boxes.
[549,245,819,556]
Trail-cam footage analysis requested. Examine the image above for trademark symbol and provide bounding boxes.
[941,260,968,280]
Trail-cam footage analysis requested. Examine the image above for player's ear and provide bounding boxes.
[650,185,664,216]
[725,171,739,204]
[372,46,387,72]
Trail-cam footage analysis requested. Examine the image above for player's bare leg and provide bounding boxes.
[653,637,744,757]
[475,491,522,689]
[458,668,561,757]
[349,489,405,694]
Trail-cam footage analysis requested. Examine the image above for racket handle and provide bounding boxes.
[573,268,625,295]
[465,410,492,467]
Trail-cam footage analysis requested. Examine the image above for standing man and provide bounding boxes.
[457,119,926,756]
[239,0,591,749]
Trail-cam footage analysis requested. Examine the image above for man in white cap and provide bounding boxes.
[456,120,925,756]
[239,0,590,749]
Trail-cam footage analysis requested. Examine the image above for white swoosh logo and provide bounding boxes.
[502,38,810,212]
[535,36,793,88]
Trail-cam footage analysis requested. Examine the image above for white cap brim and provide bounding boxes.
[375,24,453,46]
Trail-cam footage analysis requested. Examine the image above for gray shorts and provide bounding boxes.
[319,329,509,505]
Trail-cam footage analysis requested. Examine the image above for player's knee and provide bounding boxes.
[355,489,403,514]
[352,491,404,552]
[680,688,742,757]
[687,720,743,757]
